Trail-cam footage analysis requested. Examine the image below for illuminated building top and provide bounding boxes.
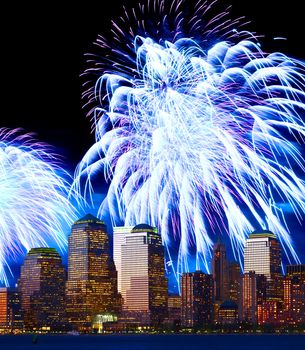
[248,230,277,240]
[73,213,105,226]
[131,224,158,234]
[27,248,59,256]
[244,230,281,279]
[113,224,158,234]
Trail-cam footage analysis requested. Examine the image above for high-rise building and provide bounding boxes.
[228,262,241,304]
[118,224,168,326]
[181,271,214,328]
[287,264,305,276]
[257,299,283,325]
[240,271,267,324]
[113,226,132,294]
[66,214,120,331]
[244,230,282,298]
[240,271,257,324]
[284,264,305,324]
[18,248,66,330]
[0,288,23,332]
[212,241,229,303]
[167,294,181,327]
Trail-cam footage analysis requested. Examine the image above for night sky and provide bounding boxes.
[1,0,304,288]
[1,0,303,170]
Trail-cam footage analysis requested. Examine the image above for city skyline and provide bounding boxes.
[1,214,305,334]
[1,0,305,291]
[4,212,304,290]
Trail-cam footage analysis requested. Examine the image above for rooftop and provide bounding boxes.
[249,230,277,240]
[27,247,59,256]
[73,213,105,225]
[131,224,158,233]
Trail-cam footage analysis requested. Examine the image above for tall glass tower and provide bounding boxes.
[0,287,23,331]
[65,214,120,331]
[113,226,132,294]
[115,224,168,325]
[212,241,229,302]
[244,230,281,278]
[244,230,282,298]
[18,247,66,330]
[181,271,214,327]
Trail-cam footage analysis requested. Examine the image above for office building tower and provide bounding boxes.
[113,226,132,294]
[228,262,241,303]
[244,230,282,298]
[18,248,66,330]
[181,271,214,328]
[244,230,281,277]
[287,264,305,276]
[257,299,283,325]
[284,264,305,324]
[66,214,120,331]
[167,294,181,327]
[212,241,229,303]
[0,288,23,331]
[119,224,168,325]
[240,271,257,324]
[240,272,267,324]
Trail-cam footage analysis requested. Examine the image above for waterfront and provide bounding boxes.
[0,334,304,350]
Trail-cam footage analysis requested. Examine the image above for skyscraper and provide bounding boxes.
[284,264,305,324]
[65,214,120,331]
[244,230,281,278]
[181,271,214,328]
[113,226,132,294]
[18,248,66,330]
[228,262,241,304]
[212,241,229,303]
[240,271,268,324]
[0,288,23,332]
[117,224,168,325]
[167,294,181,327]
[244,230,282,298]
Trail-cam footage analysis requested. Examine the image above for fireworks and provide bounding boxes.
[74,0,305,277]
[0,128,78,285]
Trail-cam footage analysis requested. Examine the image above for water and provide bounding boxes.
[0,334,304,350]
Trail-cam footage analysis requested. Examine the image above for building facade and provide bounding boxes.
[283,265,305,325]
[118,224,168,326]
[0,288,23,332]
[218,300,239,325]
[212,241,229,303]
[113,226,132,294]
[228,262,241,304]
[18,248,66,330]
[244,230,282,298]
[167,294,181,327]
[240,271,267,324]
[181,271,214,328]
[240,271,257,324]
[65,214,120,331]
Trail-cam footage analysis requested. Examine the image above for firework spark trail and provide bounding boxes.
[74,0,305,279]
[0,128,78,286]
